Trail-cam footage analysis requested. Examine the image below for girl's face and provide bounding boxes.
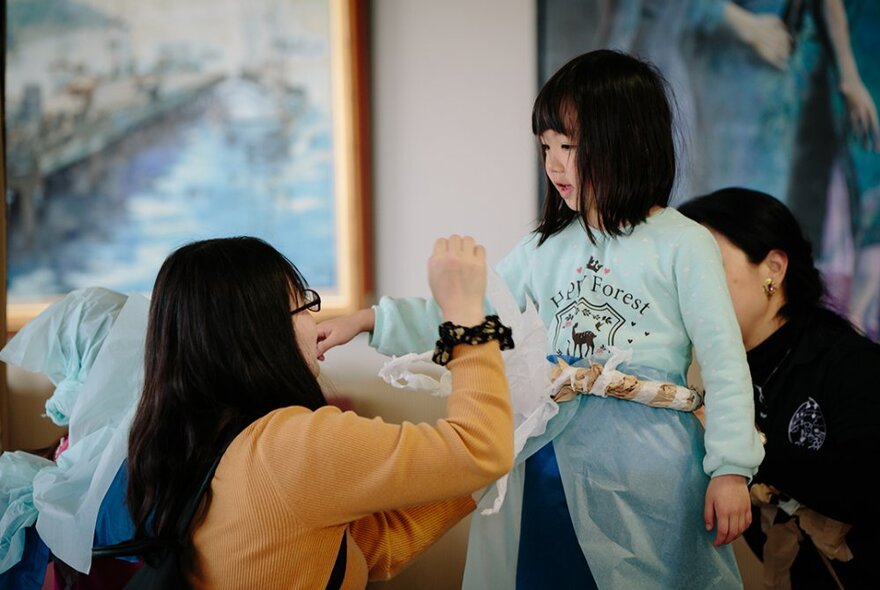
[290,290,321,376]
[540,130,580,211]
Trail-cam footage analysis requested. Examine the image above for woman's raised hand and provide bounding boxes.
[428,235,486,327]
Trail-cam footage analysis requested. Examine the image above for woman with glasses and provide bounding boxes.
[126,235,514,589]
[678,188,880,588]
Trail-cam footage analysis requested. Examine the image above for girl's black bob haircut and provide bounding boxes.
[533,49,676,244]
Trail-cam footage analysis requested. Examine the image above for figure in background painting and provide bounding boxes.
[686,0,879,339]
[785,0,880,340]
[685,0,798,203]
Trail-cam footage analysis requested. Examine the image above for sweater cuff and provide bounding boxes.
[367,304,382,349]
[711,465,756,482]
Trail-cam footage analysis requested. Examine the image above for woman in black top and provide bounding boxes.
[679,187,879,589]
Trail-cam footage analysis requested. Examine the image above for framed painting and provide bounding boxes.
[3,0,372,332]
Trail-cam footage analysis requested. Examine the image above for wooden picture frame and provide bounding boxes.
[3,0,371,332]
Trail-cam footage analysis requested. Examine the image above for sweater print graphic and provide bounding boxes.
[548,255,652,357]
[788,397,827,451]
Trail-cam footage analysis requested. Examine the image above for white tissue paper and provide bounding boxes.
[0,452,55,574]
[377,353,452,395]
[377,270,559,514]
[0,288,127,426]
[32,294,150,573]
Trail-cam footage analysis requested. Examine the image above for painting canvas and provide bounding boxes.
[4,0,369,330]
[538,0,880,341]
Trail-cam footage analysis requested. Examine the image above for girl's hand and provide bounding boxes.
[316,308,376,359]
[704,474,751,547]
[428,235,486,327]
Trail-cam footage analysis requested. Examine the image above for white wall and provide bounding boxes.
[322,0,537,455]
[319,2,536,588]
[371,0,537,297]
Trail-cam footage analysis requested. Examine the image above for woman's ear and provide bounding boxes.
[764,249,789,283]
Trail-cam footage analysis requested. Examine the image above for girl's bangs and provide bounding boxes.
[532,87,577,136]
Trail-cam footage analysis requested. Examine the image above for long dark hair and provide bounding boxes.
[127,237,326,540]
[677,188,826,321]
[533,49,676,244]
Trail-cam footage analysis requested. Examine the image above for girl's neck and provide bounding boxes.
[584,205,664,230]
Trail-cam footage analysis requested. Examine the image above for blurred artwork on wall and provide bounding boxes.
[4,0,369,328]
[538,0,880,340]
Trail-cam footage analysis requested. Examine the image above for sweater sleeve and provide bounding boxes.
[370,234,538,356]
[255,342,513,527]
[349,496,475,580]
[369,295,446,356]
[674,225,764,478]
[493,233,538,313]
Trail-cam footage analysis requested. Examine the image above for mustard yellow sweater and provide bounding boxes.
[188,342,513,589]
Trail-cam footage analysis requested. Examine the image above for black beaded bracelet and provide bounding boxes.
[432,315,515,366]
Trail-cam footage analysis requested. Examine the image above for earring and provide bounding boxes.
[763,278,777,298]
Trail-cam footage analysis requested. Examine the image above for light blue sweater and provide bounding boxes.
[371,208,763,479]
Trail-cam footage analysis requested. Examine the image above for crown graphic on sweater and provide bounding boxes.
[586,256,603,273]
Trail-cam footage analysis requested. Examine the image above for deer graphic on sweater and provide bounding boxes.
[570,323,596,358]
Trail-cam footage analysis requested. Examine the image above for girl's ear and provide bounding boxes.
[763,249,789,283]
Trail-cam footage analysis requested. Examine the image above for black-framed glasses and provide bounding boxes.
[290,289,321,315]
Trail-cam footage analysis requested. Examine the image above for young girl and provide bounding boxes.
[318,50,764,588]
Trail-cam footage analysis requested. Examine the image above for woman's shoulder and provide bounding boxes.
[802,308,880,357]
[788,310,880,426]
[257,404,343,424]
[228,405,351,471]
[240,405,334,443]
[806,307,868,337]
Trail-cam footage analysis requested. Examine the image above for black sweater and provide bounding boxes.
[746,308,880,559]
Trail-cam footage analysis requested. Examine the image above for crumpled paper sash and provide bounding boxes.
[549,347,703,412]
